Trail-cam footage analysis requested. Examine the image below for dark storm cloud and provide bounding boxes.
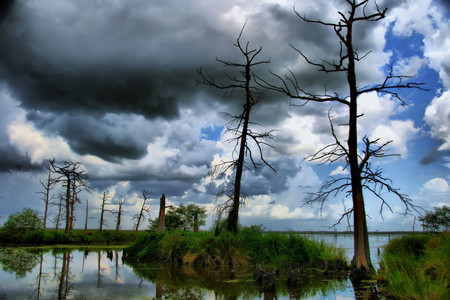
[240,158,301,196]
[0,144,42,171]
[26,110,156,162]
[0,0,233,120]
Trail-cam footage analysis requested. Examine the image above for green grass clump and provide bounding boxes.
[125,226,347,270]
[378,232,449,300]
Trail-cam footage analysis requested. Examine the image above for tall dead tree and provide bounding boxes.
[197,24,276,234]
[260,0,424,279]
[115,197,126,231]
[157,194,166,233]
[133,189,152,231]
[50,159,90,234]
[53,194,64,230]
[99,191,113,230]
[37,165,55,229]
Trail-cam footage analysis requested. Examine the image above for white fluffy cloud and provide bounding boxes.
[330,166,349,176]
[424,91,450,151]
[389,0,450,88]
[420,177,450,194]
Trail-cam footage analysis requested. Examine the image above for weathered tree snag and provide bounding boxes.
[99,191,113,230]
[38,165,54,229]
[50,159,89,234]
[115,197,125,231]
[133,189,151,231]
[259,0,424,279]
[157,194,166,233]
[197,24,275,234]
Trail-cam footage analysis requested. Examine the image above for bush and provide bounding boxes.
[1,208,43,243]
[419,205,450,232]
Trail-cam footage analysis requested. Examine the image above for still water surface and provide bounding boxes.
[0,233,403,299]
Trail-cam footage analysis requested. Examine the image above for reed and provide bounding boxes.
[125,226,347,270]
[378,232,449,300]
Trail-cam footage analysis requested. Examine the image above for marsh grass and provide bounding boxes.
[125,226,347,269]
[378,232,449,300]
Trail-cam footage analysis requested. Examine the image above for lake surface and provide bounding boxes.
[0,233,405,299]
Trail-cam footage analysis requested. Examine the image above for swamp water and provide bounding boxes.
[0,233,403,299]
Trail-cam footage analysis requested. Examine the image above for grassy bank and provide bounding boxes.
[0,228,148,246]
[378,232,449,299]
[125,226,347,270]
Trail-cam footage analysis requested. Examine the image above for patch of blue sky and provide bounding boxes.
[200,124,224,141]
[382,27,442,125]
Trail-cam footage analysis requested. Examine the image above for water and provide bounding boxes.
[0,233,404,299]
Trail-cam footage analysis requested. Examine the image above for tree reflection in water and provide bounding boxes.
[58,250,72,300]
[0,248,374,299]
[0,248,39,278]
[126,261,351,300]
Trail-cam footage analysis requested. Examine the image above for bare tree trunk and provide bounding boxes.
[85,199,89,230]
[55,195,63,230]
[134,189,151,231]
[346,15,373,277]
[197,25,274,235]
[99,192,111,231]
[157,194,166,233]
[228,85,251,234]
[116,198,125,231]
[64,175,71,235]
[69,182,76,230]
[39,167,53,229]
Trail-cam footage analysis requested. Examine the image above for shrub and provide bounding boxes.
[1,208,43,243]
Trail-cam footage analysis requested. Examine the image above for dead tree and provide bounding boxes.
[50,159,90,234]
[84,199,95,230]
[157,194,166,233]
[132,189,152,231]
[115,197,126,231]
[260,0,424,278]
[99,191,113,231]
[37,165,55,229]
[53,193,64,230]
[197,24,276,234]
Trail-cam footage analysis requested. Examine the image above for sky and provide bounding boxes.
[0,0,449,232]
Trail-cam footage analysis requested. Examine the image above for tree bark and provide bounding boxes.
[346,14,374,277]
[64,175,71,235]
[227,61,252,234]
[157,194,166,233]
[85,199,89,230]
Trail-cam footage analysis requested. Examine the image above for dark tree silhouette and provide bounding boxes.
[132,189,152,231]
[115,197,126,231]
[50,159,90,234]
[260,0,424,278]
[157,194,171,233]
[197,24,276,234]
